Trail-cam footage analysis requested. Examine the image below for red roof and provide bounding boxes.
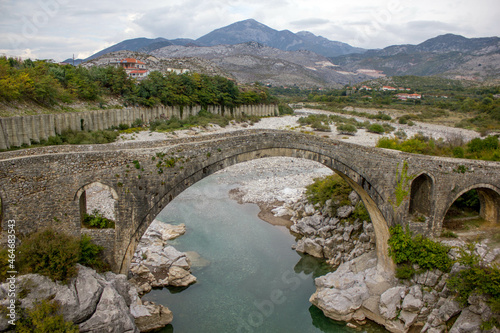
[120,58,145,65]
[129,70,148,74]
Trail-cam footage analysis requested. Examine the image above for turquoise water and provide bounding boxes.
[142,173,386,333]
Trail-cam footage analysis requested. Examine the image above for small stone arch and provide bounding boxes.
[409,173,434,217]
[443,184,500,228]
[75,182,119,224]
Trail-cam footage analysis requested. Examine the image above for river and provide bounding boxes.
[142,165,387,333]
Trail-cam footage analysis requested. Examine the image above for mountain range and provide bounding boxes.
[70,19,500,87]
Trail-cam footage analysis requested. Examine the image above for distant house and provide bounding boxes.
[360,85,372,91]
[110,58,149,79]
[382,86,397,91]
[396,93,422,100]
[166,68,190,74]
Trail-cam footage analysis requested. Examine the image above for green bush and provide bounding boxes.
[18,230,81,282]
[79,234,109,272]
[306,174,352,207]
[388,225,453,278]
[367,123,385,134]
[82,209,115,229]
[351,202,370,222]
[17,229,108,282]
[17,299,79,333]
[337,124,357,135]
[447,245,500,314]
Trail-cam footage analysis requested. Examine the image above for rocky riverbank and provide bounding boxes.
[219,156,499,333]
[0,264,173,332]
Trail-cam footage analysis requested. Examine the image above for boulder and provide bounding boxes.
[133,301,173,332]
[310,264,370,322]
[167,266,197,287]
[79,286,138,333]
[449,309,481,333]
[379,286,406,320]
[402,293,423,313]
[337,206,354,219]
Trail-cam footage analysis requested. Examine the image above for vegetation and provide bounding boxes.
[447,245,500,314]
[17,229,107,282]
[306,174,353,207]
[305,174,371,222]
[336,124,357,135]
[377,134,500,161]
[388,225,453,279]
[82,209,115,229]
[0,56,275,109]
[271,76,500,134]
[16,300,79,333]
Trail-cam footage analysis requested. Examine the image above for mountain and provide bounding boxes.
[195,19,365,57]
[80,19,364,62]
[84,37,198,61]
[332,34,500,80]
[151,41,368,87]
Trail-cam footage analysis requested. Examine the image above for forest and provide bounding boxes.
[0,57,275,109]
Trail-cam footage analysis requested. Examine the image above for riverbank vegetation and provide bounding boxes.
[388,225,500,322]
[0,229,108,283]
[305,174,370,222]
[0,56,275,115]
[270,76,500,134]
[377,133,500,161]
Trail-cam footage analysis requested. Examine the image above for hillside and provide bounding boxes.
[150,42,368,87]
[70,21,500,87]
[332,34,500,81]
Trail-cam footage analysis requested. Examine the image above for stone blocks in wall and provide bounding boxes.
[0,104,277,150]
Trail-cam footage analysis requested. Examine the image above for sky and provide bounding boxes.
[0,0,499,61]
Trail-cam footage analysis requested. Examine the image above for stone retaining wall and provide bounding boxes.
[0,104,278,150]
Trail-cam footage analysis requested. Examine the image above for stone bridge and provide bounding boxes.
[1,130,499,275]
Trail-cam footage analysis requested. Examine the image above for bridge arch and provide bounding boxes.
[75,182,119,224]
[442,184,500,232]
[409,172,435,218]
[119,147,395,275]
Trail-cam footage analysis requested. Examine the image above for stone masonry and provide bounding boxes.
[0,129,499,275]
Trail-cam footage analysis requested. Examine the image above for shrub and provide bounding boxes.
[17,299,79,332]
[17,229,108,282]
[367,123,385,134]
[18,229,81,282]
[79,234,108,272]
[337,124,357,135]
[82,209,115,229]
[388,225,453,278]
[351,202,370,222]
[306,174,352,207]
[447,245,500,314]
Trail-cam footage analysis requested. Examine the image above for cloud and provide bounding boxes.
[290,18,330,29]
[0,0,498,60]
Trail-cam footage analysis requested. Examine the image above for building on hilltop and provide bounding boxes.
[110,58,149,79]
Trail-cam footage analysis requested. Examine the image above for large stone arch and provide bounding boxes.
[441,183,500,232]
[118,147,395,276]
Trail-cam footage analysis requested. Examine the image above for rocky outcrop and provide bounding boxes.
[310,240,500,333]
[128,220,197,294]
[287,192,376,267]
[0,265,173,332]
